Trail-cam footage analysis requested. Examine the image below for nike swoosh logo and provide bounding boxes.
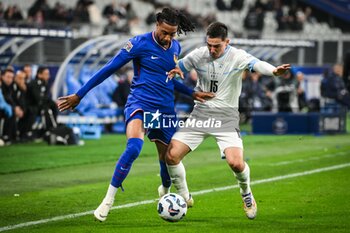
[151,56,159,59]
[121,167,128,171]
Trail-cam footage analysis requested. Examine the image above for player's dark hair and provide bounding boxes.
[156,8,195,35]
[206,22,228,40]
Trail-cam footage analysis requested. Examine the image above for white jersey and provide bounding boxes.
[178,45,259,108]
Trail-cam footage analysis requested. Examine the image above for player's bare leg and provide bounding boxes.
[94,119,144,222]
[224,147,257,219]
[166,139,194,207]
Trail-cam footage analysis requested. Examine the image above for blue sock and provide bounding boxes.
[111,138,143,188]
[159,160,171,188]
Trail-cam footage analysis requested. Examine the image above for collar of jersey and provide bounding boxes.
[210,45,231,61]
[152,31,172,50]
[219,45,230,58]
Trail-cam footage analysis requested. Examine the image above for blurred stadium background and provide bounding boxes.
[1,1,350,232]
[0,0,349,142]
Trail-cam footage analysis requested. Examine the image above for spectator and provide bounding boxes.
[239,71,252,123]
[0,72,13,146]
[296,71,307,111]
[343,51,350,93]
[0,2,4,20]
[274,0,288,31]
[244,6,265,38]
[22,64,33,83]
[239,72,272,122]
[255,0,273,11]
[32,9,45,28]
[14,70,32,141]
[230,0,244,11]
[74,0,90,23]
[28,0,50,22]
[103,14,128,34]
[216,0,243,11]
[0,69,23,144]
[321,64,350,108]
[274,70,298,112]
[87,0,102,25]
[250,72,272,111]
[216,0,230,11]
[124,3,137,21]
[287,6,303,31]
[4,5,23,21]
[103,1,126,18]
[51,2,73,24]
[112,69,132,108]
[303,6,317,24]
[26,67,58,137]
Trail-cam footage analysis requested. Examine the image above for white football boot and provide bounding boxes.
[158,185,170,198]
[242,192,257,219]
[94,198,114,222]
[185,194,194,208]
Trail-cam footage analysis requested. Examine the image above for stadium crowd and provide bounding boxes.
[0,65,58,146]
[0,0,341,36]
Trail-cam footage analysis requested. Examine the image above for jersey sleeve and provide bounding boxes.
[173,79,194,96]
[236,49,260,72]
[178,48,202,73]
[76,36,145,99]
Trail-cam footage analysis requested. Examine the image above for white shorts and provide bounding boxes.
[172,130,243,159]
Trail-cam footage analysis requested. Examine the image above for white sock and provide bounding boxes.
[105,184,117,201]
[234,162,251,195]
[167,162,190,200]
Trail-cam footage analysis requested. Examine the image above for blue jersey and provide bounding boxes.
[76,32,193,113]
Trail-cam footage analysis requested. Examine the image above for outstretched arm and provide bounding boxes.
[57,44,135,112]
[253,61,291,76]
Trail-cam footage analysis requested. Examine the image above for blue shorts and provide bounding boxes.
[124,105,177,145]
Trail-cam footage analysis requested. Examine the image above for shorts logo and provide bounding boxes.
[124,41,133,52]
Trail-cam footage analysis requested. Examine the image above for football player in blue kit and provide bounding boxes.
[57,8,214,222]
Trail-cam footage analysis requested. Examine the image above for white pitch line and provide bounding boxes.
[1,163,350,232]
[270,151,348,166]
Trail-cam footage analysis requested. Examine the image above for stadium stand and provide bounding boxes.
[0,0,349,144]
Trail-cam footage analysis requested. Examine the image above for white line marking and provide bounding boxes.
[270,151,348,166]
[1,163,350,232]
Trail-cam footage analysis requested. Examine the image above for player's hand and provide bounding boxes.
[57,94,80,112]
[273,64,291,76]
[192,91,215,103]
[166,67,184,82]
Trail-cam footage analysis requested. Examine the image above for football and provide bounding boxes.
[157,193,187,222]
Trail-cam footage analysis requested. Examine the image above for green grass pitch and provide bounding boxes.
[1,129,350,232]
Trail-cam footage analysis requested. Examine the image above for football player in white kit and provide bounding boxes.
[164,22,290,219]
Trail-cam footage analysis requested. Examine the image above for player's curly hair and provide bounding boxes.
[206,22,228,40]
[156,8,195,35]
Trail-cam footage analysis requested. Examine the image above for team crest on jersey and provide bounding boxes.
[124,41,133,52]
[173,54,178,64]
